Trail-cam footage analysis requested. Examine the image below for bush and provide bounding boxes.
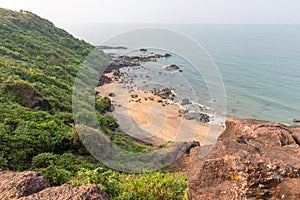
[70,169,187,200]
[95,96,111,113]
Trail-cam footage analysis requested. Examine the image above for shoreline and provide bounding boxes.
[96,67,224,146]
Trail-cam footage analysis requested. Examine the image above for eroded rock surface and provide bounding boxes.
[0,171,110,200]
[188,118,300,200]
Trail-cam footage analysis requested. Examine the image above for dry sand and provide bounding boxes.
[96,75,224,146]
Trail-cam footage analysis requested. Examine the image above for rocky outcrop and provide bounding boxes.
[0,171,110,200]
[188,118,300,200]
[4,80,51,111]
[164,64,180,71]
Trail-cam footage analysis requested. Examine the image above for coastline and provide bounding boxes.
[96,54,224,146]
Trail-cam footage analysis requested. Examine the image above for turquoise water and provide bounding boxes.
[67,24,300,124]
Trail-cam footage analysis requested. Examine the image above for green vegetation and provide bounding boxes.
[0,8,187,199]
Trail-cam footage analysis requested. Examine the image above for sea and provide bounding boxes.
[66,24,300,125]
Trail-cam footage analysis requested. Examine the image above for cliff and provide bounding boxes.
[188,118,300,199]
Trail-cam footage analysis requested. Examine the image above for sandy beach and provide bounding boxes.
[96,72,224,146]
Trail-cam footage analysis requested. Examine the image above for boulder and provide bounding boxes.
[21,184,110,200]
[184,114,195,120]
[0,171,110,200]
[188,118,300,200]
[181,98,190,105]
[0,171,49,199]
[4,80,51,111]
[108,93,115,97]
[164,64,180,71]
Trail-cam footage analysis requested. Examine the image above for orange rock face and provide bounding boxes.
[188,118,300,200]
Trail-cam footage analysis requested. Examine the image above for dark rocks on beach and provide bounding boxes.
[164,64,180,71]
[104,61,126,73]
[108,93,115,97]
[183,114,195,120]
[148,97,154,101]
[181,98,190,105]
[157,99,163,103]
[131,94,138,99]
[188,118,300,200]
[98,75,113,86]
[178,109,188,114]
[164,53,172,57]
[112,70,120,77]
[140,48,147,52]
[153,87,174,100]
[196,113,210,123]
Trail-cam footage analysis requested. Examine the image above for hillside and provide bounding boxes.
[0,8,187,199]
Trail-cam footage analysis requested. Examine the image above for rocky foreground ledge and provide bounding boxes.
[0,171,110,200]
[188,118,300,200]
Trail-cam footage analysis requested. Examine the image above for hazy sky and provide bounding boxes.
[1,0,300,27]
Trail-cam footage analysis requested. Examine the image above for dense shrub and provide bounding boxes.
[0,8,188,200]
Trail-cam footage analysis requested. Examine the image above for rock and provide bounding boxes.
[108,93,115,97]
[157,99,163,103]
[4,80,51,111]
[164,53,172,57]
[131,94,138,98]
[179,109,188,114]
[0,171,110,200]
[0,171,49,199]
[188,118,300,200]
[98,75,113,86]
[164,64,180,71]
[181,98,190,105]
[153,87,174,100]
[293,119,300,123]
[183,114,195,120]
[140,48,147,52]
[112,70,120,77]
[273,178,300,199]
[21,184,110,200]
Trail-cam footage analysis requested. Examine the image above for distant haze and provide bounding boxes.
[1,0,300,28]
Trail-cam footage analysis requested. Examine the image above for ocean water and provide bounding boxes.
[66,24,300,125]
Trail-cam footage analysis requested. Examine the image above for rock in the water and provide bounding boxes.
[164,64,180,71]
[140,48,147,52]
[0,171,110,200]
[181,98,190,105]
[153,87,174,100]
[188,118,300,200]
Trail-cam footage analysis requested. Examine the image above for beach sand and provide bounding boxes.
[96,74,224,146]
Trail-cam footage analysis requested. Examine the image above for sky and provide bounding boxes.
[0,0,300,27]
